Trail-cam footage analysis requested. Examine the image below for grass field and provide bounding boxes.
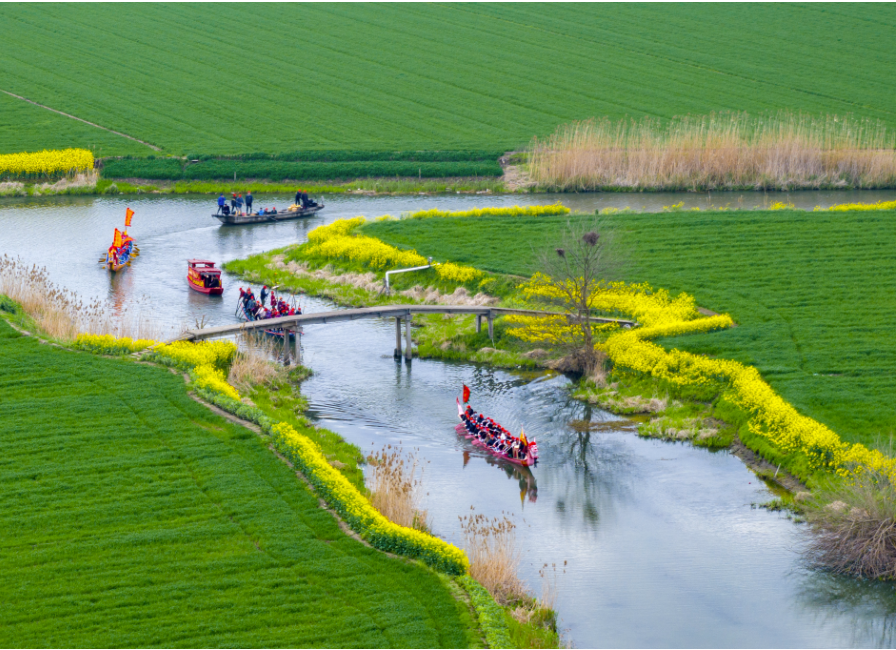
[0,321,474,647]
[1,4,895,154]
[364,210,896,448]
[0,93,151,157]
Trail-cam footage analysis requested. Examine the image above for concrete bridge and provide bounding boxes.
[176,304,636,362]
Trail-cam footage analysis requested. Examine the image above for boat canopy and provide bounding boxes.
[188,259,220,274]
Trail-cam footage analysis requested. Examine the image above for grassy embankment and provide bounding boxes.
[0,318,477,647]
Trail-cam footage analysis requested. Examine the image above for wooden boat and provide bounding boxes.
[455,399,539,467]
[212,203,324,225]
[187,259,224,295]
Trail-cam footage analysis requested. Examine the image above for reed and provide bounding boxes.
[367,445,429,531]
[529,112,896,191]
[228,336,287,393]
[0,255,160,341]
[805,465,896,580]
[459,509,526,604]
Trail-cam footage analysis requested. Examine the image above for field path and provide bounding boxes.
[0,88,160,152]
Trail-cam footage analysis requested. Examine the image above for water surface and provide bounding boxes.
[3,192,896,647]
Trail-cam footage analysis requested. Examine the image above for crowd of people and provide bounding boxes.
[215,189,318,217]
[460,404,532,462]
[238,285,301,320]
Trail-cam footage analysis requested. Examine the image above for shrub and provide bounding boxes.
[72,333,155,355]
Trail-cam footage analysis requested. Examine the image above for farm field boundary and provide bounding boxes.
[1,88,160,151]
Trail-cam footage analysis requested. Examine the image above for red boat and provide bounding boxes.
[455,399,539,467]
[187,259,223,295]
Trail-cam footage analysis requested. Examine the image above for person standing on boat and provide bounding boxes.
[216,193,226,215]
[260,285,269,306]
[230,193,238,214]
[295,189,303,208]
[236,194,245,215]
[245,191,253,214]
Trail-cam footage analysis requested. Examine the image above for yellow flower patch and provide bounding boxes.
[0,148,94,176]
[271,422,470,574]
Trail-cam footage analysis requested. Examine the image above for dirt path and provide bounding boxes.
[1,88,161,152]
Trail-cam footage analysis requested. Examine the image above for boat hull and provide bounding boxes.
[212,204,324,225]
[454,423,537,466]
[188,279,223,295]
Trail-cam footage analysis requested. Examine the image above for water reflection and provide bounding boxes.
[797,569,896,647]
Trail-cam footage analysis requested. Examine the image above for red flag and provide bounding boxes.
[125,207,134,227]
[462,384,471,403]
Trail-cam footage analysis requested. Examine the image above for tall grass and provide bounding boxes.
[459,510,526,603]
[367,445,429,531]
[0,255,159,341]
[805,464,896,580]
[529,112,896,191]
[228,336,287,393]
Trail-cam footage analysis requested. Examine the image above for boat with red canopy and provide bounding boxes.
[187,259,223,295]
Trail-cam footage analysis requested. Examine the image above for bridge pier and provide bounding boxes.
[394,317,402,360]
[475,314,482,334]
[293,327,302,365]
[405,314,412,361]
[487,310,494,342]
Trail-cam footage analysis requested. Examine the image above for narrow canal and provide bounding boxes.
[3,191,896,647]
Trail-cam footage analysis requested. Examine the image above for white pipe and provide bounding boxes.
[384,262,439,292]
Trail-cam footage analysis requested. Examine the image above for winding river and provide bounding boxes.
[3,190,896,647]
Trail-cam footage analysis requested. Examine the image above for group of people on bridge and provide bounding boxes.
[238,285,301,320]
[460,405,532,462]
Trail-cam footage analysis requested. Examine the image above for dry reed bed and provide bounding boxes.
[368,445,429,531]
[0,255,159,340]
[529,113,896,191]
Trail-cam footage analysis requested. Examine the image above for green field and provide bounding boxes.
[0,92,152,157]
[0,321,472,647]
[364,210,896,447]
[2,4,895,155]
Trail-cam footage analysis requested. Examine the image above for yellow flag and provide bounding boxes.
[125,207,134,227]
[112,228,122,249]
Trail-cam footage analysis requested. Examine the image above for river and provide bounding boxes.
[3,190,896,647]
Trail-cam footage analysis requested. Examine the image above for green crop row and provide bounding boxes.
[102,158,502,181]
[184,150,506,162]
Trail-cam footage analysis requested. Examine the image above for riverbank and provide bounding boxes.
[0,176,510,197]
[0,311,478,647]
[0,292,562,648]
[229,207,896,498]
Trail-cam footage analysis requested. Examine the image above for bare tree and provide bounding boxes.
[523,217,619,374]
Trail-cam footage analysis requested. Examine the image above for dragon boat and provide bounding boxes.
[455,399,539,467]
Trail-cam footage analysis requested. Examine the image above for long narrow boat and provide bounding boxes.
[455,400,539,467]
[212,203,324,225]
